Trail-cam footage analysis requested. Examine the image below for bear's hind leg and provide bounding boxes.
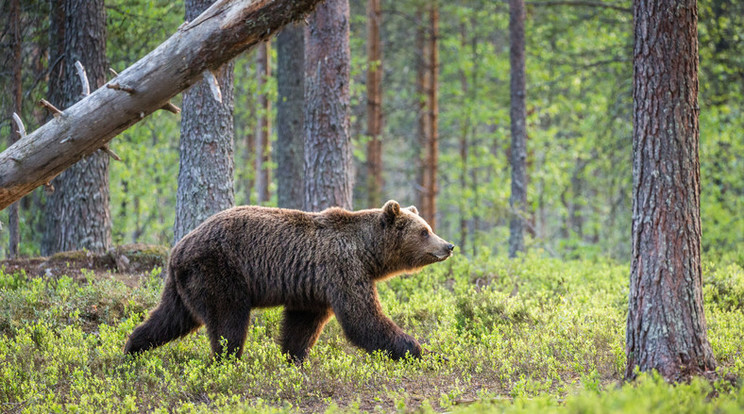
[281,308,333,363]
[206,305,252,359]
[125,279,201,355]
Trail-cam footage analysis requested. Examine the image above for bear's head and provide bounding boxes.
[378,200,455,277]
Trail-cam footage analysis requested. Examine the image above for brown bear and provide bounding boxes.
[124,200,454,362]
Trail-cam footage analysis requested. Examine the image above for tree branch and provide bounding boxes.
[0,0,324,210]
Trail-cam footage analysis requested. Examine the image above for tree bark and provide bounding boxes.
[7,0,22,258]
[458,22,470,255]
[625,0,717,382]
[41,0,111,255]
[365,0,383,209]
[276,23,305,210]
[414,8,431,219]
[0,0,324,211]
[303,0,353,212]
[255,41,271,204]
[508,0,528,258]
[425,3,439,231]
[173,0,236,243]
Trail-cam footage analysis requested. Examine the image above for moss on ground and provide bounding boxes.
[0,252,743,412]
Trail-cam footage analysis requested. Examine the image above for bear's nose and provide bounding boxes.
[446,243,455,252]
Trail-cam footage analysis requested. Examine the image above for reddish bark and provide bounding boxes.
[365,0,383,208]
[255,41,271,204]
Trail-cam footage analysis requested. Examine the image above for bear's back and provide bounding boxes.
[170,206,366,308]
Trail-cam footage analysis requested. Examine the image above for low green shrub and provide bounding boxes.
[0,253,742,412]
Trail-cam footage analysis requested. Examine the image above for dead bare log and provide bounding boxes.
[0,0,323,211]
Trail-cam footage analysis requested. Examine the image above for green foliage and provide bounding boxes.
[1,255,743,412]
[3,0,743,260]
[458,372,744,414]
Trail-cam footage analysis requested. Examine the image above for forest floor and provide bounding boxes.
[1,250,744,413]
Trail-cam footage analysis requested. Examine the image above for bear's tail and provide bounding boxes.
[124,277,200,355]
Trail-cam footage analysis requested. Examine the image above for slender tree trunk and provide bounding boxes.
[276,23,305,210]
[469,16,480,257]
[255,41,272,204]
[458,23,470,254]
[625,0,716,382]
[46,0,65,119]
[365,0,383,208]
[458,119,468,254]
[508,0,527,258]
[569,159,586,239]
[414,9,431,218]
[241,61,256,205]
[173,0,236,243]
[7,0,22,258]
[426,3,439,231]
[41,0,111,255]
[303,0,352,212]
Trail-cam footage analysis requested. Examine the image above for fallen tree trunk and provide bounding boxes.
[0,0,323,211]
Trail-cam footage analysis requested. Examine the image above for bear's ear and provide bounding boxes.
[382,200,401,222]
[406,206,419,216]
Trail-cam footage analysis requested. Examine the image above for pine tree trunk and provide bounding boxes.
[569,159,585,239]
[625,0,717,382]
[255,41,271,204]
[426,3,439,231]
[458,22,470,254]
[508,0,527,258]
[469,15,481,257]
[276,23,305,210]
[303,0,352,212]
[414,9,431,218]
[173,0,236,243]
[365,0,383,209]
[41,0,111,255]
[7,0,22,258]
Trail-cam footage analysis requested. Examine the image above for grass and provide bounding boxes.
[1,252,743,412]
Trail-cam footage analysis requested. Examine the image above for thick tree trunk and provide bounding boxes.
[255,41,271,204]
[365,0,383,209]
[7,0,22,258]
[173,0,236,243]
[426,3,439,231]
[303,0,353,212]
[41,0,111,255]
[276,23,305,210]
[625,0,716,382]
[0,0,324,211]
[508,0,527,258]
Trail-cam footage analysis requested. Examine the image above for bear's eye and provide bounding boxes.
[420,229,429,238]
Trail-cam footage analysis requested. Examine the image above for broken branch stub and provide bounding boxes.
[203,70,223,103]
[75,61,90,97]
[11,113,26,138]
[0,0,324,210]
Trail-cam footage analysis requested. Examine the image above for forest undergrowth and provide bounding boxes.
[1,252,744,413]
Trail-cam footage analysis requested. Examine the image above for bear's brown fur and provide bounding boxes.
[124,200,454,361]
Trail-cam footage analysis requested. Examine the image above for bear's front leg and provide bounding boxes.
[281,308,333,363]
[331,281,421,360]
